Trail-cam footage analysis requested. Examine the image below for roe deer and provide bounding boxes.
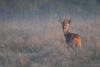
[59,17,81,59]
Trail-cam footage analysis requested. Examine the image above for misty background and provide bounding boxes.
[0,0,100,67]
[0,0,100,23]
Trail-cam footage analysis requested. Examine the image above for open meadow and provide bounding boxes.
[0,15,100,67]
[0,0,100,67]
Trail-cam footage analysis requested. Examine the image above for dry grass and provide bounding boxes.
[0,16,100,67]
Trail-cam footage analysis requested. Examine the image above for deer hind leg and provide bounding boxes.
[79,43,83,59]
[79,42,81,50]
[79,44,82,53]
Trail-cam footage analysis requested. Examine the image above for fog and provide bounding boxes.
[0,0,100,67]
[0,0,100,23]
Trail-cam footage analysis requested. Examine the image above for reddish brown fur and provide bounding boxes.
[59,17,81,59]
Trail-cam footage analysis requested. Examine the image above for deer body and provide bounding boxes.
[59,17,81,59]
[63,30,81,49]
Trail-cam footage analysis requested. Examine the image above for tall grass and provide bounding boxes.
[0,15,100,67]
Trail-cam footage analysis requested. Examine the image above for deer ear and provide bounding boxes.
[68,20,71,24]
[59,19,63,23]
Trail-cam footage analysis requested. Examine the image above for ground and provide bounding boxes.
[0,16,100,67]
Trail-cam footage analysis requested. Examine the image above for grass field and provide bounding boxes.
[0,15,100,67]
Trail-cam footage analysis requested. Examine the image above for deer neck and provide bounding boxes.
[63,29,70,34]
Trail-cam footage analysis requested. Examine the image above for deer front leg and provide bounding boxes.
[73,48,75,60]
[72,42,76,60]
[67,46,71,60]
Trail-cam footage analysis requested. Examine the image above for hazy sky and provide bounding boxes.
[0,0,100,21]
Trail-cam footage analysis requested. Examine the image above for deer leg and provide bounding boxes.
[73,48,75,59]
[67,46,71,60]
[79,45,82,54]
[72,42,75,59]
[79,44,83,59]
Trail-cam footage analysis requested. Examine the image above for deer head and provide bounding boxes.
[59,16,71,29]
